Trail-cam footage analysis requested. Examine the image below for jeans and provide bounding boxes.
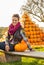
[0,41,14,51]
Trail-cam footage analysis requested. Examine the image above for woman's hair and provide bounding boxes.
[12,14,20,20]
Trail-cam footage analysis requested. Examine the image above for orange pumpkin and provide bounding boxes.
[14,40,27,52]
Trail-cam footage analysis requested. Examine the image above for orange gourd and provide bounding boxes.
[14,40,27,52]
[21,12,44,45]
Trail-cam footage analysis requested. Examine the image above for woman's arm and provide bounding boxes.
[5,33,10,45]
[5,33,10,51]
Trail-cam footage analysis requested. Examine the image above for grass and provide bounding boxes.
[0,46,44,65]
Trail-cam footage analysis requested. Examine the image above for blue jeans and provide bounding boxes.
[0,41,14,51]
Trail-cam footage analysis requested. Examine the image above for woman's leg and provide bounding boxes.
[0,41,14,51]
[0,41,5,50]
[20,30,32,51]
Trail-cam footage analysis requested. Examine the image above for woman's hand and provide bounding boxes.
[5,44,10,52]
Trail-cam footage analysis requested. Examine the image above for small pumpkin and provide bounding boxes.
[14,40,27,52]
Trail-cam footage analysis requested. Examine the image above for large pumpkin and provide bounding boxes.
[14,40,28,52]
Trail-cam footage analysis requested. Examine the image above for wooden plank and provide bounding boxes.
[6,51,44,59]
[0,50,44,59]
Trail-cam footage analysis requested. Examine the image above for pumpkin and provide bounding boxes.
[14,40,27,52]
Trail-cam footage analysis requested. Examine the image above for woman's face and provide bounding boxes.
[12,17,19,26]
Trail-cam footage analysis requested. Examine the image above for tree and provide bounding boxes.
[21,0,44,22]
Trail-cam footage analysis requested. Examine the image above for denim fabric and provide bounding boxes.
[0,41,15,51]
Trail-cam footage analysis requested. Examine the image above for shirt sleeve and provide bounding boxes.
[5,33,10,45]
